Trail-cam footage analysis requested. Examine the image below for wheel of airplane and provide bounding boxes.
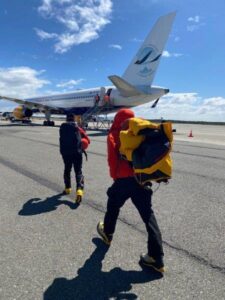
[43,120,55,126]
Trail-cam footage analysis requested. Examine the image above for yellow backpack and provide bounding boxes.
[119,118,173,186]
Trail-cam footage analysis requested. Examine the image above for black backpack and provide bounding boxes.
[59,122,82,156]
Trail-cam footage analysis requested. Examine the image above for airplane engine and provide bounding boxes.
[13,106,33,120]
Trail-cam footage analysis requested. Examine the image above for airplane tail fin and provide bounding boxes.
[122,12,176,87]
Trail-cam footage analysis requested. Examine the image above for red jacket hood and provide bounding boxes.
[107,109,135,179]
[110,109,135,132]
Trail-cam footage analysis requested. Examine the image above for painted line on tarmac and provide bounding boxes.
[173,150,225,161]
[1,133,106,157]
[2,130,225,162]
[0,155,225,275]
[1,133,225,181]
[174,169,225,184]
[175,141,225,152]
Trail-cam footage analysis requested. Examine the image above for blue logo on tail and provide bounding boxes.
[135,45,161,77]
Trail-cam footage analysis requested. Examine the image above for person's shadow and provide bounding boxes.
[19,193,78,216]
[44,238,163,300]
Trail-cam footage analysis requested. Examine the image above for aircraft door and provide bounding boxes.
[99,87,106,105]
[105,88,113,106]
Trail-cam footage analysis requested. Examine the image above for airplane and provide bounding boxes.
[0,12,176,126]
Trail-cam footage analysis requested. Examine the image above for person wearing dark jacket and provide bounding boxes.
[59,114,90,203]
[97,108,165,273]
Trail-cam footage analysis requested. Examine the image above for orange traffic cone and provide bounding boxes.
[188,130,193,137]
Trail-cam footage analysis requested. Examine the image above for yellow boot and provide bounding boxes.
[63,188,72,195]
[75,189,83,204]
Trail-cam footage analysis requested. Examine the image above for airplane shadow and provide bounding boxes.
[44,238,162,300]
[18,193,78,216]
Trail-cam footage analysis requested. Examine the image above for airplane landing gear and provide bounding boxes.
[43,111,55,126]
[22,119,31,124]
[43,120,55,126]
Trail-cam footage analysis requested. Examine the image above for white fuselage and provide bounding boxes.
[26,85,168,112]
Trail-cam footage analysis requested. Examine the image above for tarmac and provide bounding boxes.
[0,119,225,299]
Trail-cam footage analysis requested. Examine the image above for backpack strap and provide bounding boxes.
[82,149,88,161]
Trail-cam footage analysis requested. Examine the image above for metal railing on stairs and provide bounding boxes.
[81,102,113,130]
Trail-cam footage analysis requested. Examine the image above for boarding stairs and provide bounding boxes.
[81,102,112,129]
[81,87,113,129]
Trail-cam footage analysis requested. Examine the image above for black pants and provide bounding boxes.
[62,154,84,190]
[104,177,164,259]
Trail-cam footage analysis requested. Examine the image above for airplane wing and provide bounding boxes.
[0,95,59,111]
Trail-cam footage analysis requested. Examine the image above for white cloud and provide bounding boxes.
[203,97,225,107]
[131,37,144,43]
[34,28,58,40]
[109,44,122,50]
[133,93,225,122]
[56,79,85,88]
[188,15,200,23]
[187,15,205,32]
[36,0,113,53]
[162,50,183,58]
[174,36,180,42]
[187,25,199,32]
[162,50,171,57]
[0,67,50,99]
[173,53,183,57]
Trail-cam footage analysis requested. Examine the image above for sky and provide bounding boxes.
[0,0,225,122]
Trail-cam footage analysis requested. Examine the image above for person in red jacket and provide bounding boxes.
[97,108,165,273]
